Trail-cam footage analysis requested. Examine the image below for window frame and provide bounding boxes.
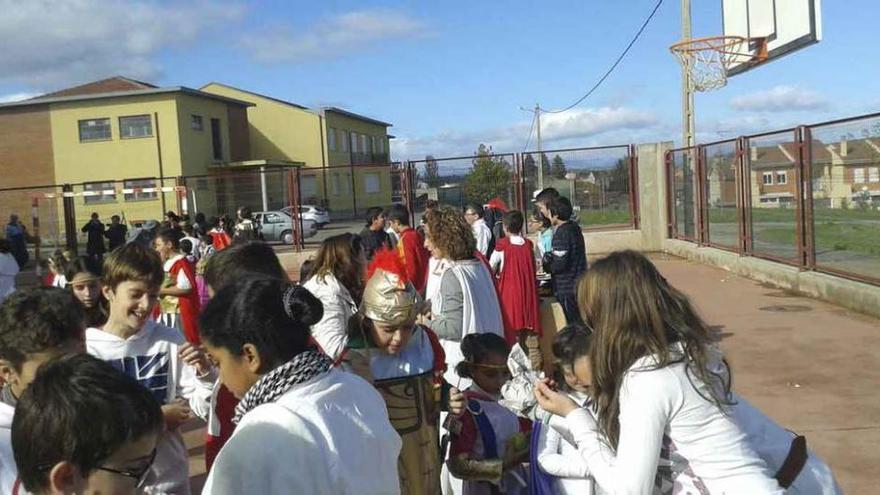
[328,127,337,152]
[191,115,204,131]
[78,118,112,142]
[122,178,159,202]
[776,171,788,185]
[762,172,774,185]
[854,167,866,184]
[119,114,153,139]
[364,172,381,194]
[82,181,117,204]
[340,130,349,152]
[869,167,880,183]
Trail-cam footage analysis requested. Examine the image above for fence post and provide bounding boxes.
[286,167,303,251]
[739,137,754,255]
[628,144,641,230]
[403,161,415,227]
[175,176,186,216]
[734,137,746,255]
[665,151,674,238]
[696,145,709,245]
[62,184,78,253]
[798,125,816,269]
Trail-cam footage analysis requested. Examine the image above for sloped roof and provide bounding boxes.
[323,106,392,127]
[34,76,158,99]
[200,82,310,110]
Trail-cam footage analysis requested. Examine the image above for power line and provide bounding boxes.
[542,0,665,114]
[522,110,537,151]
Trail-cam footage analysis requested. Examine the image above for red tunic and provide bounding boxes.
[494,237,542,344]
[170,257,201,345]
[209,230,231,251]
[397,228,429,294]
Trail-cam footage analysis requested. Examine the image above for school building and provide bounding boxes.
[0,76,394,241]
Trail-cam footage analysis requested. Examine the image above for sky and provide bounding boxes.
[0,0,877,160]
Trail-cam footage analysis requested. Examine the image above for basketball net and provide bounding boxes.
[670,36,766,92]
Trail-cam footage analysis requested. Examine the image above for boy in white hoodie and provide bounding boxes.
[87,243,215,494]
[0,287,86,494]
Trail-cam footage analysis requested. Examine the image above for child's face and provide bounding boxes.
[369,321,414,355]
[153,236,174,260]
[562,355,592,393]
[471,352,510,396]
[202,340,261,400]
[1,340,83,398]
[70,277,101,308]
[103,281,159,332]
[53,430,159,494]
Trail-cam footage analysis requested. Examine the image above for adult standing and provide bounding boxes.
[81,212,106,272]
[464,204,492,258]
[302,233,366,360]
[0,239,18,302]
[387,204,429,294]
[360,207,393,262]
[422,206,502,389]
[4,215,28,269]
[542,196,586,325]
[104,214,128,251]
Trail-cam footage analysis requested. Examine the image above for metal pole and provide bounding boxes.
[681,0,695,148]
[535,104,544,190]
[154,112,167,215]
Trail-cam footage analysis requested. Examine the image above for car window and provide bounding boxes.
[267,213,280,224]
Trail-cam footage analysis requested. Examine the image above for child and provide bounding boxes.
[46,251,68,288]
[447,333,531,495]
[541,196,586,325]
[232,206,259,244]
[180,238,196,264]
[208,216,232,251]
[11,354,163,495]
[0,288,86,494]
[534,325,594,495]
[489,210,541,345]
[528,210,553,262]
[64,256,107,328]
[535,250,841,494]
[198,277,401,494]
[87,243,214,494]
[0,240,18,303]
[154,227,201,345]
[194,235,215,309]
[199,241,289,471]
[343,248,464,494]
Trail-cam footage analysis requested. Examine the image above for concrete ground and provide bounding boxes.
[22,250,864,493]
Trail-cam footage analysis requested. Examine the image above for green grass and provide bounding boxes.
[757,222,880,257]
[579,209,632,227]
[708,207,880,224]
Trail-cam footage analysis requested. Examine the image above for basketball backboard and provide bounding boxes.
[723,0,822,76]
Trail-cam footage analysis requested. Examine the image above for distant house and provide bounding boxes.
[811,137,880,207]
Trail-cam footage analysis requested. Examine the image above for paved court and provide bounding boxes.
[175,252,878,493]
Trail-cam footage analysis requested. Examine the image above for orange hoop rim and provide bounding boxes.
[670,35,767,61]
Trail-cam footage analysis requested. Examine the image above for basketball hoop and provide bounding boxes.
[670,36,767,91]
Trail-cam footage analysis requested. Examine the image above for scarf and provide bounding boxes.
[232,350,333,424]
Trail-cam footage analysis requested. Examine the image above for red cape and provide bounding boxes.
[170,257,202,345]
[494,237,541,344]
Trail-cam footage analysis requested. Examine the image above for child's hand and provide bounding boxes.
[534,380,578,417]
[447,387,465,415]
[162,398,193,430]
[502,433,530,470]
[179,343,212,377]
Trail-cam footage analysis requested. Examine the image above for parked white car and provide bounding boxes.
[282,205,331,227]
[254,211,317,244]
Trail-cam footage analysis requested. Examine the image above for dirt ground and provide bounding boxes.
[175,252,877,493]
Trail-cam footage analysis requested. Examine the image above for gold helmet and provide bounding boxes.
[361,247,424,326]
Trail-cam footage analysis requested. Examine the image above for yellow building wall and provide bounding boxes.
[325,112,390,167]
[200,83,324,167]
[174,94,233,176]
[48,95,183,228]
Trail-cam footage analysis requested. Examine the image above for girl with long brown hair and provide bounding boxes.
[302,233,366,360]
[535,250,784,494]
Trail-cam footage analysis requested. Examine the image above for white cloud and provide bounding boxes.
[730,85,828,112]
[0,92,39,103]
[0,0,244,90]
[243,9,427,64]
[391,106,659,160]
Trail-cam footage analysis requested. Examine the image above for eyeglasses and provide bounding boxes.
[94,447,157,488]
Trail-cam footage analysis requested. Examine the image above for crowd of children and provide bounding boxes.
[0,193,845,495]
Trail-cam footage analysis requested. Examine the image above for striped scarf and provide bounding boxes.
[232,350,333,424]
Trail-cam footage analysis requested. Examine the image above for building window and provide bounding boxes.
[364,172,380,194]
[191,115,204,131]
[776,171,787,185]
[870,167,880,183]
[328,127,337,152]
[854,168,865,184]
[376,137,385,154]
[762,172,773,185]
[78,118,111,142]
[350,133,359,153]
[339,130,349,152]
[119,115,152,139]
[362,134,371,155]
[330,172,341,195]
[210,118,222,160]
[123,179,158,202]
[301,174,317,197]
[83,182,116,204]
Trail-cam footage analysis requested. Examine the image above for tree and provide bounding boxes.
[464,144,511,205]
[423,155,441,188]
[608,157,631,192]
[550,154,567,179]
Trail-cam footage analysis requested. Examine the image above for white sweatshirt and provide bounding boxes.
[303,273,357,360]
[202,369,402,495]
[536,393,594,495]
[562,352,784,495]
[0,402,17,494]
[86,321,214,495]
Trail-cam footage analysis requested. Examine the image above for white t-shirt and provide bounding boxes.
[0,253,18,302]
[86,321,214,495]
[203,369,401,494]
[182,235,201,261]
[0,402,17,495]
[164,255,192,291]
[562,349,783,494]
[472,218,493,257]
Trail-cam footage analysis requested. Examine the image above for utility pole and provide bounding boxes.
[535,103,544,190]
[681,0,695,148]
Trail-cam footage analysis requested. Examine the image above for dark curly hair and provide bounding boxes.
[0,288,85,371]
[423,205,476,261]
